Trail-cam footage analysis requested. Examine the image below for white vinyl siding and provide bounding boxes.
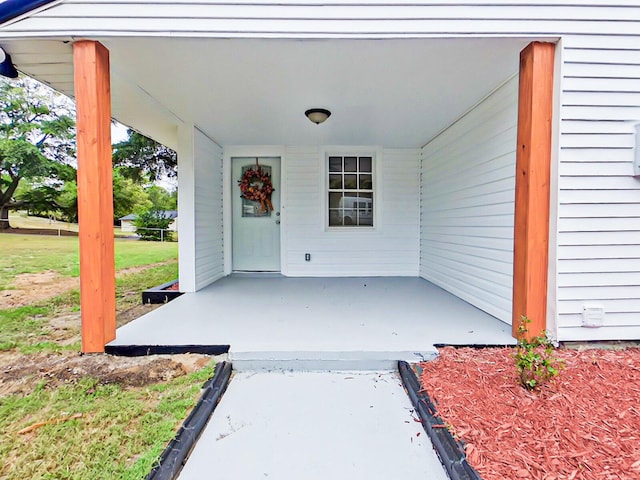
[285,147,420,277]
[420,76,518,324]
[194,129,224,288]
[3,2,640,37]
[178,125,224,291]
[555,36,640,341]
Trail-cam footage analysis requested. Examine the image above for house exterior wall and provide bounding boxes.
[120,219,135,233]
[3,2,638,38]
[555,36,640,341]
[283,146,420,277]
[178,125,224,291]
[8,1,640,341]
[420,76,518,324]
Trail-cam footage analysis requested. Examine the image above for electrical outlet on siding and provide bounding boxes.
[582,303,605,328]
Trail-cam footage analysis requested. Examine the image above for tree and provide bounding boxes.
[18,167,155,225]
[146,184,177,211]
[55,180,79,223]
[14,162,79,222]
[112,168,152,221]
[0,78,75,229]
[112,130,177,183]
[16,183,60,218]
[0,138,49,227]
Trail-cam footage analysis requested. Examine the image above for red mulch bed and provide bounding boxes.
[418,347,640,479]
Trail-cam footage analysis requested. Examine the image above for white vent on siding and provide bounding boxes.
[582,304,605,328]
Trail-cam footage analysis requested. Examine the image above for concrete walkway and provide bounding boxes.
[113,277,508,476]
[177,370,449,480]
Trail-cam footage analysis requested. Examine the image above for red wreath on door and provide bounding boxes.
[238,165,275,213]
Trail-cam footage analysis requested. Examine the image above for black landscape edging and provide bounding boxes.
[398,360,482,480]
[142,279,183,304]
[105,345,230,356]
[146,361,233,480]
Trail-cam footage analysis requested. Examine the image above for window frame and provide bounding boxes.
[323,149,380,231]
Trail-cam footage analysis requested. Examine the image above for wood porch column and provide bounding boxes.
[73,40,116,353]
[512,42,556,340]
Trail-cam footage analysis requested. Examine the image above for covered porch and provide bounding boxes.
[110,275,515,369]
[0,32,556,351]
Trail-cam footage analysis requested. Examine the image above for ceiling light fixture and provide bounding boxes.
[0,46,18,78]
[305,108,331,125]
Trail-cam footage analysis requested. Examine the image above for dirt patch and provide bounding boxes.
[117,303,163,327]
[47,313,81,344]
[0,271,79,309]
[419,347,640,480]
[0,260,199,406]
[117,263,174,277]
[0,263,176,310]
[0,351,213,397]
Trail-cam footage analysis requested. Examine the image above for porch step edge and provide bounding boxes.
[230,350,438,371]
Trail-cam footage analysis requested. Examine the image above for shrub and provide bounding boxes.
[514,315,563,390]
[132,209,174,241]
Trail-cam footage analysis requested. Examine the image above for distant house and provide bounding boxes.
[119,211,178,233]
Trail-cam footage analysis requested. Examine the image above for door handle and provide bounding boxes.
[276,220,281,225]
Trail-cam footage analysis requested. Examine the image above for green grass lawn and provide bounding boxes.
[0,234,178,289]
[0,262,178,353]
[8,211,80,232]
[0,233,207,480]
[0,365,214,480]
[0,234,179,351]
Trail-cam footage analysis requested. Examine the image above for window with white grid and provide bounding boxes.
[327,155,374,227]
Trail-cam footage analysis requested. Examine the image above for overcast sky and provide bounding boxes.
[111,121,129,144]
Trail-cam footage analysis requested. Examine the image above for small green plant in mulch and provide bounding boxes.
[514,315,563,391]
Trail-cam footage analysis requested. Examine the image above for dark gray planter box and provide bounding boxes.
[142,279,182,304]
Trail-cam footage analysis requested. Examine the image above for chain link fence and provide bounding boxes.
[131,226,176,242]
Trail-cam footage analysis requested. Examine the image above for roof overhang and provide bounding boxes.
[0,0,58,25]
[0,36,535,149]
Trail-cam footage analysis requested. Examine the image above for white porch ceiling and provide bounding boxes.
[5,37,531,149]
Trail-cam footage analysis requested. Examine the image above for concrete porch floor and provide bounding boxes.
[110,275,515,369]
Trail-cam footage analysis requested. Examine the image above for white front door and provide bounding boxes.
[232,157,281,271]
